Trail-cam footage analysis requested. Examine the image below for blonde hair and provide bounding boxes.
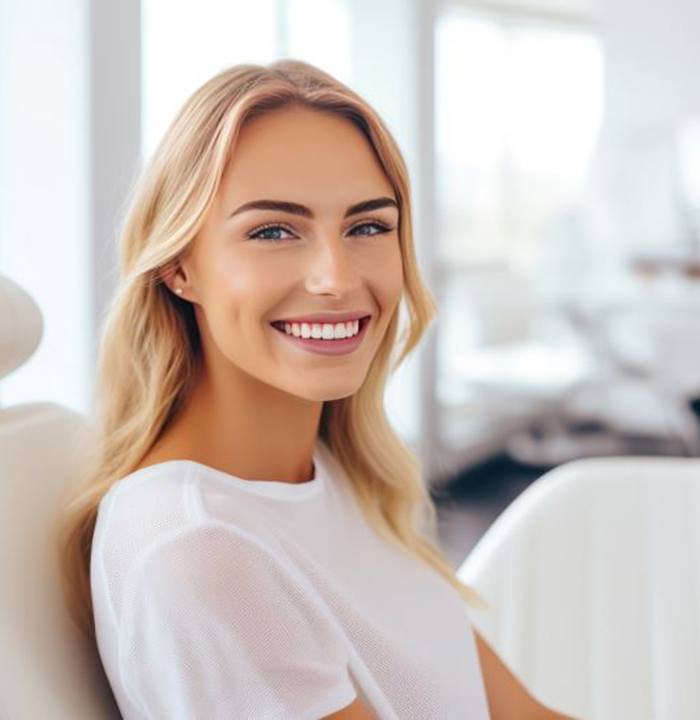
[58,58,488,643]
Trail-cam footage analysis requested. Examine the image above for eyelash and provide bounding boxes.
[246,218,395,243]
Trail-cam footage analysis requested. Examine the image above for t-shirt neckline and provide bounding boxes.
[126,440,328,501]
[189,449,325,500]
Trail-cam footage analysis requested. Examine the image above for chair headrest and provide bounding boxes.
[0,275,43,382]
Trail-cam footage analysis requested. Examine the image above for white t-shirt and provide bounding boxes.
[90,437,491,719]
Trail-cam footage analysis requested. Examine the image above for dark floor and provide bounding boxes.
[426,396,700,580]
[432,453,550,570]
[432,430,700,570]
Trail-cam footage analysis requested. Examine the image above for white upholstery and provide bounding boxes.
[0,274,43,380]
[0,275,121,718]
[458,455,700,720]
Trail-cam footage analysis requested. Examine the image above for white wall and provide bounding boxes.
[0,0,91,413]
[590,0,700,262]
[0,0,141,416]
[89,0,142,373]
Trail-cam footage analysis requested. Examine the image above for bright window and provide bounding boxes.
[435,8,604,272]
[141,0,278,160]
[141,0,352,160]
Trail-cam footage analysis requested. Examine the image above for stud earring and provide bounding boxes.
[175,288,183,295]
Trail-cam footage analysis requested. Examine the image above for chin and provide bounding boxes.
[301,382,363,403]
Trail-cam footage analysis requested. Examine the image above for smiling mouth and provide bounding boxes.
[268,314,372,356]
[270,315,371,338]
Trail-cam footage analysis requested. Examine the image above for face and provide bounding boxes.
[172,105,404,402]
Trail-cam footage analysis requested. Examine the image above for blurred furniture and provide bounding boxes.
[631,252,700,280]
[457,455,700,720]
[433,259,700,478]
[433,261,595,482]
[556,287,700,459]
[0,274,120,718]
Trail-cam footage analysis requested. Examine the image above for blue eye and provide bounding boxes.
[247,224,295,242]
[351,221,392,237]
[246,220,394,243]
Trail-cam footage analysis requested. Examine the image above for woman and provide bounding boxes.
[60,59,575,719]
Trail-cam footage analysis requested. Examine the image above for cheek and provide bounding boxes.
[372,246,404,309]
[199,261,264,341]
[214,254,262,294]
[213,256,286,311]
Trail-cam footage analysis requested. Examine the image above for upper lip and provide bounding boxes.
[271,311,372,325]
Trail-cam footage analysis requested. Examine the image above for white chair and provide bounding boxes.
[0,274,121,718]
[457,455,700,720]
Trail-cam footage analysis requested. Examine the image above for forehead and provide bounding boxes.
[219,106,395,211]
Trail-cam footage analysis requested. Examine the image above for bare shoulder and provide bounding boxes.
[472,627,579,720]
[132,434,193,473]
[322,695,376,719]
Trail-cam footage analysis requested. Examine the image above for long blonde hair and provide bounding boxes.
[58,58,487,643]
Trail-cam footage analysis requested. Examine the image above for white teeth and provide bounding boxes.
[280,319,362,340]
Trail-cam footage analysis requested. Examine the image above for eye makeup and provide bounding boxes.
[245,218,396,243]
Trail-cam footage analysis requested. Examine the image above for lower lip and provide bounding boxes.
[270,317,371,356]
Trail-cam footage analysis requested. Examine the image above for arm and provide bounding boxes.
[473,627,579,720]
[320,625,578,720]
[118,524,362,719]
[323,696,376,719]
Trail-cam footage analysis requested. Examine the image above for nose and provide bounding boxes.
[305,234,363,297]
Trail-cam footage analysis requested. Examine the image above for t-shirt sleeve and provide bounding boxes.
[116,522,358,719]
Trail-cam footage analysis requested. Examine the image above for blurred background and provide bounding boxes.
[2,0,700,564]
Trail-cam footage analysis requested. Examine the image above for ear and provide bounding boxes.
[158,260,189,300]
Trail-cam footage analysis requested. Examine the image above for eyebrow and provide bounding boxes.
[227,196,399,220]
